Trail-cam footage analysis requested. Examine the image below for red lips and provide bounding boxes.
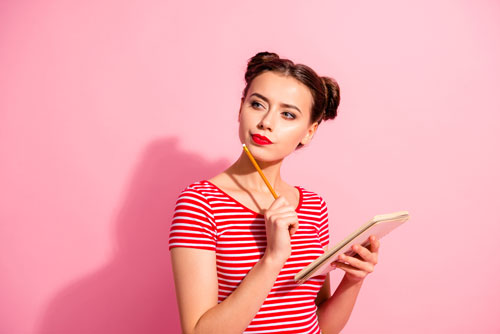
[251,133,272,145]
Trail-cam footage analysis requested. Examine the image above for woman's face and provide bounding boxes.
[238,71,319,162]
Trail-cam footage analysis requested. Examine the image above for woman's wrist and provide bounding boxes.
[341,273,366,286]
[261,252,287,272]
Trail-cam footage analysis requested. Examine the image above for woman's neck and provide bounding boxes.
[224,151,285,193]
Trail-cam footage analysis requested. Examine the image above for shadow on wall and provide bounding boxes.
[36,137,230,334]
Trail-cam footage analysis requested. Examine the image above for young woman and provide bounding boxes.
[169,51,380,334]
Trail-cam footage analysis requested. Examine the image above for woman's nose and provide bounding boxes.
[258,110,275,131]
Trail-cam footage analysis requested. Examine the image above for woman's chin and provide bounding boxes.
[254,153,286,165]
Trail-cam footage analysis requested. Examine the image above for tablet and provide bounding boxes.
[294,210,410,284]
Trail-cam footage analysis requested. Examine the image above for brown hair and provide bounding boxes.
[242,51,340,149]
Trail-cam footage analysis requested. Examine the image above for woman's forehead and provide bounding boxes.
[248,72,313,112]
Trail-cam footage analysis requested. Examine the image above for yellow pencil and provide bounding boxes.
[242,144,279,199]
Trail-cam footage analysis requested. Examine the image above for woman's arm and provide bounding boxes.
[171,247,285,334]
[316,272,364,334]
[316,235,381,334]
[170,195,300,334]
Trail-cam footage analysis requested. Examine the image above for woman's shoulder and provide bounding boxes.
[296,184,326,204]
[173,180,216,217]
[178,179,215,197]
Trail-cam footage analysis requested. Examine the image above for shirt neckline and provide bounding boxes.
[203,180,303,216]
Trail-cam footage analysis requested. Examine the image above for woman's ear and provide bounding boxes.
[300,122,319,145]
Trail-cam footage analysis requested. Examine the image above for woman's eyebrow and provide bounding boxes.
[250,92,302,114]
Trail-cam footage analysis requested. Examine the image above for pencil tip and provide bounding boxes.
[242,144,246,147]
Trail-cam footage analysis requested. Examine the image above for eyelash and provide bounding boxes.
[250,101,296,119]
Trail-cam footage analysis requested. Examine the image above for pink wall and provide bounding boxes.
[1,0,499,333]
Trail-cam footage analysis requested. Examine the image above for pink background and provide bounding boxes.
[1,0,499,333]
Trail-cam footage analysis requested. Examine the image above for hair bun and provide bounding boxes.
[321,76,340,121]
[248,51,280,65]
[246,52,280,74]
[244,51,282,85]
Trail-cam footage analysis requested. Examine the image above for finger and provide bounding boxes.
[269,195,289,210]
[286,218,299,236]
[288,221,299,236]
[332,261,367,279]
[265,196,285,213]
[274,215,299,236]
[332,261,358,271]
[338,253,375,273]
[351,244,375,263]
[269,212,299,226]
[264,196,288,219]
[271,205,298,215]
[369,235,380,253]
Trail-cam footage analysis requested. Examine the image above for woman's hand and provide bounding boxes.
[262,195,299,265]
[331,235,380,283]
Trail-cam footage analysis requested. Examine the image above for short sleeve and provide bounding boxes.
[318,196,330,248]
[168,187,216,251]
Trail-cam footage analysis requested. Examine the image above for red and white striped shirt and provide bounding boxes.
[169,180,330,333]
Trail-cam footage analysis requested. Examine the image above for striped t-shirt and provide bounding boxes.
[169,180,330,333]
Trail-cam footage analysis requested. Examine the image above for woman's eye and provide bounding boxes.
[250,101,295,119]
[251,101,263,109]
